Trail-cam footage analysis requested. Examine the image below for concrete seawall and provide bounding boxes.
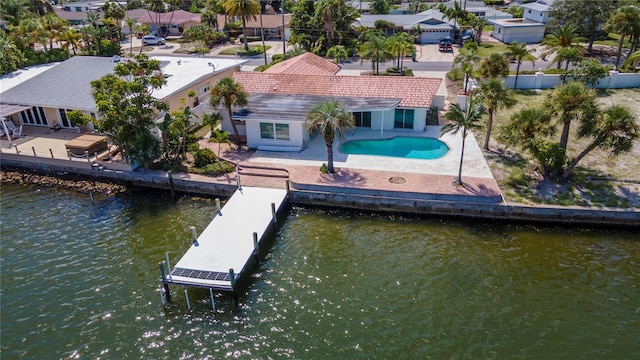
[2,156,638,228]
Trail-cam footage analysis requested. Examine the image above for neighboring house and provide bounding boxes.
[54,8,92,26]
[218,54,442,151]
[488,0,553,43]
[242,14,291,41]
[138,10,201,36]
[0,56,247,131]
[357,10,458,44]
[218,14,291,41]
[521,0,555,24]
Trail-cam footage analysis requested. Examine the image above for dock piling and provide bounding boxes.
[31,146,36,156]
[158,285,166,308]
[85,151,90,163]
[15,145,19,154]
[271,203,277,226]
[209,288,216,313]
[253,232,259,265]
[184,290,191,312]
[235,162,242,191]
[285,180,290,194]
[229,268,238,305]
[165,252,172,281]
[215,198,221,215]
[190,226,199,246]
[49,148,54,159]
[159,261,171,302]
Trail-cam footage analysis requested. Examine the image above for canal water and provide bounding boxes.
[1,183,639,359]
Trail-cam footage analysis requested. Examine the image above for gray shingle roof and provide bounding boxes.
[0,56,119,111]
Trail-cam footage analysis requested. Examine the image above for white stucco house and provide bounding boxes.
[218,53,443,152]
[489,0,554,43]
[356,10,458,44]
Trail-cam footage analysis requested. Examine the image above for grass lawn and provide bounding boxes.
[592,33,632,48]
[219,44,271,55]
[474,88,640,207]
[474,42,509,57]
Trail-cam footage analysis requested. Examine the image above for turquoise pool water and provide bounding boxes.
[340,136,450,159]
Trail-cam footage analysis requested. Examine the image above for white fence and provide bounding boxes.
[503,71,640,90]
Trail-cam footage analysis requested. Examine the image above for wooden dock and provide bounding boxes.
[159,186,288,303]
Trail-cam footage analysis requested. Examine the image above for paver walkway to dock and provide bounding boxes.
[168,186,288,290]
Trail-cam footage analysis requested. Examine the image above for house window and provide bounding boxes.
[20,106,47,126]
[197,82,210,96]
[394,109,414,129]
[58,109,74,128]
[260,122,289,140]
[353,111,371,128]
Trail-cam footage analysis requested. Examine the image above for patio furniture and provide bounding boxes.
[65,134,108,156]
[3,119,23,137]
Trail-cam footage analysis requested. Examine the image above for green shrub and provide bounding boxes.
[193,148,217,167]
[187,142,200,153]
[320,163,329,174]
[272,54,284,62]
[447,68,464,81]
[385,67,414,76]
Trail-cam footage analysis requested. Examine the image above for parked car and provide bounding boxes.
[438,38,452,52]
[142,35,165,46]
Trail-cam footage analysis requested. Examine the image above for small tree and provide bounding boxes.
[563,105,639,178]
[209,77,248,146]
[453,48,480,93]
[506,41,535,89]
[326,45,349,64]
[561,58,608,88]
[440,94,484,185]
[370,0,390,15]
[306,100,353,174]
[91,54,168,166]
[478,52,509,79]
[477,78,516,150]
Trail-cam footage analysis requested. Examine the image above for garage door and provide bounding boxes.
[420,30,451,44]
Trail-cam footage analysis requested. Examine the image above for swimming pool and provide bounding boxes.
[339,137,450,160]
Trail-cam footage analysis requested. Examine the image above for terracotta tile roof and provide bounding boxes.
[264,53,340,75]
[233,72,442,108]
[138,10,201,24]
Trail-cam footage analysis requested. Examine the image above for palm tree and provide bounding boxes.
[472,16,488,44]
[0,32,25,75]
[317,0,341,48]
[440,94,484,185]
[326,45,349,64]
[86,11,100,29]
[30,0,53,16]
[358,30,389,75]
[386,31,413,74]
[306,100,354,174]
[59,29,81,55]
[0,0,26,27]
[545,82,599,151]
[210,129,232,164]
[438,1,468,42]
[551,46,584,71]
[223,0,260,51]
[478,52,509,79]
[540,24,585,69]
[453,48,480,93]
[623,49,640,70]
[103,1,126,39]
[478,78,516,150]
[604,5,640,70]
[202,112,222,135]
[506,41,535,89]
[124,17,137,56]
[563,105,639,178]
[209,77,248,146]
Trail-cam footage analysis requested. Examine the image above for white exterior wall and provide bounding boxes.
[245,120,307,149]
[419,30,452,44]
[503,72,640,89]
[523,9,551,23]
[492,25,545,44]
